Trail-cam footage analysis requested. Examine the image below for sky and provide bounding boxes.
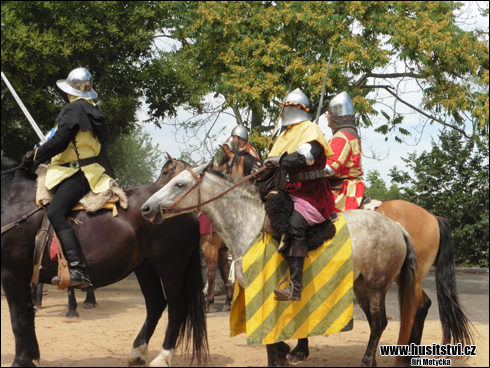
[140,2,487,185]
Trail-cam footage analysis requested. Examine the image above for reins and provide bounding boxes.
[1,205,45,234]
[161,165,267,217]
[1,165,23,175]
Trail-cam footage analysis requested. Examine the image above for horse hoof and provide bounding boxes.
[65,310,80,318]
[83,302,97,309]
[128,344,148,366]
[288,352,306,363]
[222,303,232,312]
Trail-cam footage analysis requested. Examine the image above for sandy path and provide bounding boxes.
[2,278,488,367]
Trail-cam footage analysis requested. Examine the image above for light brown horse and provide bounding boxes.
[155,153,234,313]
[218,147,474,366]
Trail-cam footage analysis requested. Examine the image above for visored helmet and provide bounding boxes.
[231,124,248,141]
[281,88,312,126]
[328,91,354,117]
[56,67,98,99]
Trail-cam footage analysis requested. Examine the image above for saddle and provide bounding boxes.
[263,190,336,252]
[31,165,129,289]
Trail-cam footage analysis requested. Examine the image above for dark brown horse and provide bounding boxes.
[1,156,207,367]
[32,284,97,318]
[156,153,234,313]
[219,148,474,366]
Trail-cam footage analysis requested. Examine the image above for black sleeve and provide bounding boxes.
[33,123,79,165]
[280,141,323,170]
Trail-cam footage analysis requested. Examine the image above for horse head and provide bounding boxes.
[143,162,212,223]
[154,153,191,187]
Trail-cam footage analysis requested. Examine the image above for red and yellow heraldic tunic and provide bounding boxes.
[327,130,365,212]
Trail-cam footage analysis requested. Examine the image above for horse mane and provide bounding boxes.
[1,156,36,190]
[206,169,260,200]
[217,149,259,176]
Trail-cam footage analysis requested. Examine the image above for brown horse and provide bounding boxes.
[156,153,234,313]
[218,147,474,366]
[1,156,207,367]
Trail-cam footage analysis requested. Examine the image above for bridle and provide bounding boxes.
[160,165,267,218]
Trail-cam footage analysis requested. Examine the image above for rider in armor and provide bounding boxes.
[230,124,260,159]
[21,67,112,289]
[323,92,365,212]
[264,88,335,301]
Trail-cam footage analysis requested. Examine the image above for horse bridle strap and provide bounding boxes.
[165,168,202,214]
[1,205,45,234]
[162,165,267,216]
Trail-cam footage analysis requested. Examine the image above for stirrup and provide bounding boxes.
[52,271,92,289]
[274,276,296,301]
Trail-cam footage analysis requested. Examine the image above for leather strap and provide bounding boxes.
[60,157,97,169]
[289,169,325,182]
[1,205,45,234]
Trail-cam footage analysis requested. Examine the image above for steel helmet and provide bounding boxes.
[222,136,236,150]
[281,88,312,126]
[231,124,248,141]
[56,67,98,99]
[328,91,354,117]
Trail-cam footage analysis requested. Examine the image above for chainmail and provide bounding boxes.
[330,115,359,140]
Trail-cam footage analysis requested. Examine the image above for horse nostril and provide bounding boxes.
[142,205,150,215]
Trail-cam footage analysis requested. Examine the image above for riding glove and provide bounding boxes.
[20,150,35,170]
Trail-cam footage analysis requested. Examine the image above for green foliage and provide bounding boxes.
[106,127,163,188]
[167,1,488,141]
[390,131,489,267]
[364,170,401,201]
[1,1,205,160]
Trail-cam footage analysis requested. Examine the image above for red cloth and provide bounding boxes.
[199,213,216,235]
[242,143,260,159]
[50,235,60,260]
[284,150,335,220]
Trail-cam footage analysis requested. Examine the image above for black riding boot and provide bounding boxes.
[274,256,305,301]
[52,228,92,289]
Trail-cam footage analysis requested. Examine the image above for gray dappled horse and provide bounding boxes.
[141,163,418,367]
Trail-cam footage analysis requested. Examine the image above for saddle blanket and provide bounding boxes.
[230,214,353,345]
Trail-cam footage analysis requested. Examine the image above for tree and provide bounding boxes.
[364,170,400,201]
[390,130,489,267]
[163,1,488,156]
[1,1,206,160]
[106,127,163,188]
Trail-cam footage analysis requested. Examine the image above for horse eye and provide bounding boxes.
[175,183,184,188]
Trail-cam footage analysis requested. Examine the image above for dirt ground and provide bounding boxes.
[2,277,488,367]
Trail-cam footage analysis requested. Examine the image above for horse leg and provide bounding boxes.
[31,283,43,312]
[401,291,432,366]
[1,271,40,367]
[217,243,234,311]
[276,341,291,366]
[202,235,219,313]
[288,338,309,363]
[266,343,279,367]
[128,264,167,367]
[83,288,97,309]
[354,276,388,367]
[65,288,80,318]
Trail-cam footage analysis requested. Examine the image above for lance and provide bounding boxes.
[314,46,334,125]
[1,72,47,143]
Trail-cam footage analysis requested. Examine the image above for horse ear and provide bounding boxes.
[192,161,213,176]
[195,158,205,166]
[165,152,174,161]
[220,144,234,159]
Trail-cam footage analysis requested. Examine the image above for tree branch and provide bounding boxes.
[382,87,472,138]
[359,85,394,89]
[354,72,426,86]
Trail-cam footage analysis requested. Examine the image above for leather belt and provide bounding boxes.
[289,169,325,182]
[60,157,96,169]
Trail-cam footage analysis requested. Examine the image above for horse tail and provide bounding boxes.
[177,237,209,365]
[396,223,418,346]
[434,216,474,346]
